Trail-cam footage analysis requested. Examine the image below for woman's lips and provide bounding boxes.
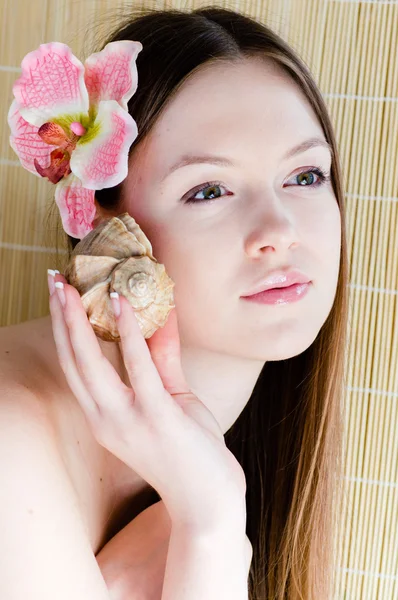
[241,282,312,305]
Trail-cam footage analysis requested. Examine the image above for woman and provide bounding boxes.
[1,5,350,599]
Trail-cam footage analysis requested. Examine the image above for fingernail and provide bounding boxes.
[55,281,66,308]
[47,269,59,296]
[110,291,121,318]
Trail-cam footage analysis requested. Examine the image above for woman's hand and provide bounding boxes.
[48,271,246,533]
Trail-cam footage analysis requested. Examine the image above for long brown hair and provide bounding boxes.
[48,5,349,598]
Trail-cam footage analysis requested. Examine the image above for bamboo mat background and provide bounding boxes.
[1,0,397,598]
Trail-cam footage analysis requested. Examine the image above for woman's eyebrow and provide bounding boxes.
[161,136,332,181]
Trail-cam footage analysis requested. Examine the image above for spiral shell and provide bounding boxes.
[64,213,175,342]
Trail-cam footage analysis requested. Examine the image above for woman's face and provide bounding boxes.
[121,58,341,362]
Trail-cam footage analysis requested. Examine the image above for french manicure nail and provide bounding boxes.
[110,291,121,318]
[55,281,66,308]
[47,269,59,296]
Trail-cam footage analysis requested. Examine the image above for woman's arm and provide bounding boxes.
[95,500,171,600]
[96,499,252,600]
[161,497,250,600]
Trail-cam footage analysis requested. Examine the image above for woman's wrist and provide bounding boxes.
[161,513,250,600]
[165,488,248,538]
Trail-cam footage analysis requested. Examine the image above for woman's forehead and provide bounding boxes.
[154,61,304,131]
[127,60,324,185]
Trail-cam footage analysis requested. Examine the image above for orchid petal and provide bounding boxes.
[12,42,89,128]
[69,100,138,190]
[7,98,56,176]
[54,172,96,239]
[84,40,143,111]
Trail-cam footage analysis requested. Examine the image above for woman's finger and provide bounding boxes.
[145,307,190,396]
[112,293,170,409]
[49,273,100,423]
[56,281,133,414]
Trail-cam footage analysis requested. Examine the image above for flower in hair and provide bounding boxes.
[8,40,143,239]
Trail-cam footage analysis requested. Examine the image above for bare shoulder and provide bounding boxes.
[0,314,91,474]
[0,315,106,550]
[0,315,58,395]
[0,315,157,556]
[0,318,63,452]
[0,321,115,600]
[0,313,97,456]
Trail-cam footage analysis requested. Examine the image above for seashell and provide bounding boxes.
[64,212,175,342]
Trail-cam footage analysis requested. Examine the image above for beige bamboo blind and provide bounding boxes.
[1,0,397,597]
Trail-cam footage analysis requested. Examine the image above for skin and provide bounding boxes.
[50,56,342,598]
[96,56,341,438]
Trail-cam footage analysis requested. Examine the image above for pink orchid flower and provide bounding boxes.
[8,40,143,239]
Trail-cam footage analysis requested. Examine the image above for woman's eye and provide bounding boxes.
[181,167,331,205]
[181,182,232,205]
[285,167,331,189]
